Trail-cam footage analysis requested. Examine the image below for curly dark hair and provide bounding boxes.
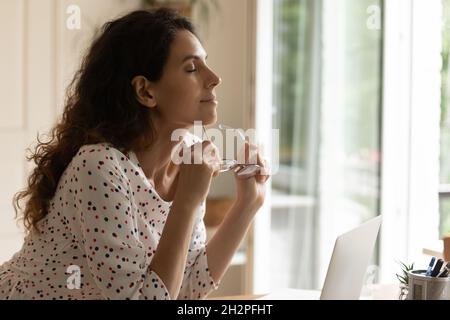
[13,8,197,233]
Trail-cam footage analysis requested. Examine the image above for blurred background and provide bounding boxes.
[0,0,449,298]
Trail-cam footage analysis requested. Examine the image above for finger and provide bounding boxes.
[179,143,195,165]
[255,153,270,183]
[210,158,221,177]
[260,158,271,177]
[248,143,259,166]
[203,140,222,163]
[188,141,207,165]
[234,144,264,180]
[236,141,250,165]
[238,142,258,165]
[236,164,260,179]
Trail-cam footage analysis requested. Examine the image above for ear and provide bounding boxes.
[131,76,157,108]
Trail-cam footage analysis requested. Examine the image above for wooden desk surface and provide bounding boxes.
[207,284,400,300]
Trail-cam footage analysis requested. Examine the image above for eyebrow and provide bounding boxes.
[181,54,208,64]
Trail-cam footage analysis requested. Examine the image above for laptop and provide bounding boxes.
[258,215,382,300]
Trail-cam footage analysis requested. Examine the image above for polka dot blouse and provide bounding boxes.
[0,134,220,300]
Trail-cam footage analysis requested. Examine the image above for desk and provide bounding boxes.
[208,284,399,300]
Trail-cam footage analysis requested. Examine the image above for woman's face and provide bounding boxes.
[151,30,221,128]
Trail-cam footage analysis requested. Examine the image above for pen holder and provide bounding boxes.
[407,270,450,300]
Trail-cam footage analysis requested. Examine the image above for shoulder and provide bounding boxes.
[75,143,127,159]
[69,143,132,173]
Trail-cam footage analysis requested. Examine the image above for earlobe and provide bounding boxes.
[131,76,157,108]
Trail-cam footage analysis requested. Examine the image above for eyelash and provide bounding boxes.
[186,62,201,73]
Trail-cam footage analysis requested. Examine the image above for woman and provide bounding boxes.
[0,8,269,300]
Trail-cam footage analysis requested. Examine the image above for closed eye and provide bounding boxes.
[186,61,201,73]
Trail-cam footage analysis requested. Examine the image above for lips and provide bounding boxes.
[200,95,216,102]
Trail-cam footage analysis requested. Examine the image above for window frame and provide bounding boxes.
[380,0,441,282]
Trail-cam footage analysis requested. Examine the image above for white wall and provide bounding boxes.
[0,0,57,263]
[0,0,142,263]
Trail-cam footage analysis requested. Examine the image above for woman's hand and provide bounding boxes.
[174,140,221,208]
[233,142,270,212]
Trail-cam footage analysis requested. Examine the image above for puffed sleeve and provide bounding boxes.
[69,145,171,300]
[177,201,221,300]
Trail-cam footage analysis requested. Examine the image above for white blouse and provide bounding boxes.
[0,133,220,300]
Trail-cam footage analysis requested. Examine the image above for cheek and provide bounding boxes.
[158,81,202,117]
[163,81,200,107]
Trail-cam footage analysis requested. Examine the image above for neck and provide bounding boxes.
[134,121,190,183]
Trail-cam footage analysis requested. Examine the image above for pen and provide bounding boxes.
[437,262,450,278]
[425,257,436,276]
[430,258,444,277]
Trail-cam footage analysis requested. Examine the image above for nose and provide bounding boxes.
[206,68,222,88]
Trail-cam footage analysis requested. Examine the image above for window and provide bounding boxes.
[270,0,383,290]
[440,0,450,237]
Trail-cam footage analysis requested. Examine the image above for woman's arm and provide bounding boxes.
[206,141,270,286]
[149,140,221,299]
[205,200,259,285]
[148,196,199,300]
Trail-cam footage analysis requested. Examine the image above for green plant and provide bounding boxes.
[395,261,414,285]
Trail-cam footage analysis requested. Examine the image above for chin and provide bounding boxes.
[202,110,218,126]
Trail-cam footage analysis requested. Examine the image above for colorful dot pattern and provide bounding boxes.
[0,134,220,300]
